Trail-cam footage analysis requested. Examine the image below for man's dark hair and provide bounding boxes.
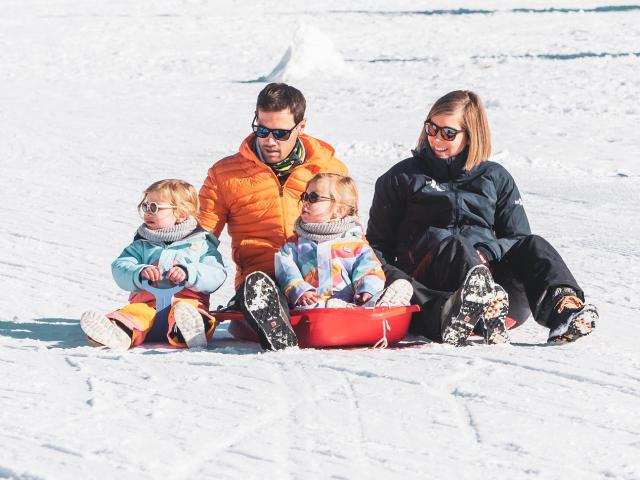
[256,83,306,124]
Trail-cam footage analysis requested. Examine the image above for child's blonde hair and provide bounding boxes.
[308,173,359,218]
[139,179,199,218]
[415,90,492,170]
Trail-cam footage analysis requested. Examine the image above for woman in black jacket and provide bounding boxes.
[367,90,597,346]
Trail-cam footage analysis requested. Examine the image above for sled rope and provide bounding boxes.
[372,319,391,349]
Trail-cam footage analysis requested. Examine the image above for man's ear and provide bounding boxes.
[298,118,307,135]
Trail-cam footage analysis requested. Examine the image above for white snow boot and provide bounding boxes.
[80,310,131,350]
[375,279,414,307]
[173,302,208,349]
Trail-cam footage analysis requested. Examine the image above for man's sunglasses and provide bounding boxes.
[300,191,334,204]
[252,115,300,141]
[139,202,176,214]
[424,120,464,141]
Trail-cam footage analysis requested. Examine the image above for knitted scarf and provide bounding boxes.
[294,216,359,243]
[255,138,305,179]
[137,216,198,243]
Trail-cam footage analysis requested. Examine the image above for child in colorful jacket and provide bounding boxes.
[80,179,227,350]
[275,173,412,308]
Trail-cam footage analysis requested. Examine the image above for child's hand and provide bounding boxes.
[355,292,373,304]
[141,266,162,282]
[166,266,187,284]
[297,290,320,306]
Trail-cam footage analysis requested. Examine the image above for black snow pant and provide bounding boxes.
[225,272,291,342]
[383,234,583,343]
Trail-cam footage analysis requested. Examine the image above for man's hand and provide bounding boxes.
[140,266,162,282]
[297,290,320,306]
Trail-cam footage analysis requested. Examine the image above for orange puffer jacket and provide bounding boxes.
[198,133,348,288]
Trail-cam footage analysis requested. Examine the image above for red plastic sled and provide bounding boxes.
[213,305,420,349]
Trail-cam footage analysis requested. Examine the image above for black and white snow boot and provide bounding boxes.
[241,271,298,351]
[482,284,510,345]
[547,294,597,343]
[441,264,494,347]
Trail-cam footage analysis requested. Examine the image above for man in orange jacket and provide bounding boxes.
[198,83,348,350]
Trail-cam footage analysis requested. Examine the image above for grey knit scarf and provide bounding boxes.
[137,216,198,243]
[294,216,359,243]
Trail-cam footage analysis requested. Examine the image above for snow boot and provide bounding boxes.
[173,302,208,349]
[80,310,131,350]
[482,284,510,345]
[325,298,351,308]
[241,271,298,350]
[375,279,414,307]
[441,265,494,347]
[546,294,597,343]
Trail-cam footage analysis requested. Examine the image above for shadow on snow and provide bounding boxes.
[0,318,265,354]
[0,318,86,349]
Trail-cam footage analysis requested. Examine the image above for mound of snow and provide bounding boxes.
[261,25,353,82]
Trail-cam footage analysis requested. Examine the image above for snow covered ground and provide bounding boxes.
[1,1,639,478]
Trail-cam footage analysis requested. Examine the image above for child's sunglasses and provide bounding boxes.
[252,115,300,141]
[300,191,334,204]
[139,202,176,214]
[424,120,464,141]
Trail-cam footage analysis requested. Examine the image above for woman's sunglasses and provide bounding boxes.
[252,115,300,141]
[139,202,176,214]
[424,120,464,141]
[300,191,334,204]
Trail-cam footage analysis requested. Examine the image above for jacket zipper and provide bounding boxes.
[277,174,289,242]
[257,156,300,243]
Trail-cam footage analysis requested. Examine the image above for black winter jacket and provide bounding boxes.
[366,147,531,275]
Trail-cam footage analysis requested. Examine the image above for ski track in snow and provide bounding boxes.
[1,0,640,479]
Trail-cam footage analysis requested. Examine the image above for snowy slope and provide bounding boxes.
[1,1,639,479]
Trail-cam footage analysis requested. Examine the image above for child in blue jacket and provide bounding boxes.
[80,179,227,349]
[275,173,412,309]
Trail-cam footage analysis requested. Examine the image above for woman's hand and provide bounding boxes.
[355,292,373,304]
[297,290,320,306]
[166,266,187,284]
[140,266,162,282]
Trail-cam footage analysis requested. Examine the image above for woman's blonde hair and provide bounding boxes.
[416,90,491,170]
[307,173,359,218]
[139,179,199,218]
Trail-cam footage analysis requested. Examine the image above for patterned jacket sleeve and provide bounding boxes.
[351,241,386,296]
[274,240,315,305]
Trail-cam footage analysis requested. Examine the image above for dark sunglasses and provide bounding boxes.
[300,191,334,204]
[252,115,300,141]
[139,201,176,214]
[424,120,464,141]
